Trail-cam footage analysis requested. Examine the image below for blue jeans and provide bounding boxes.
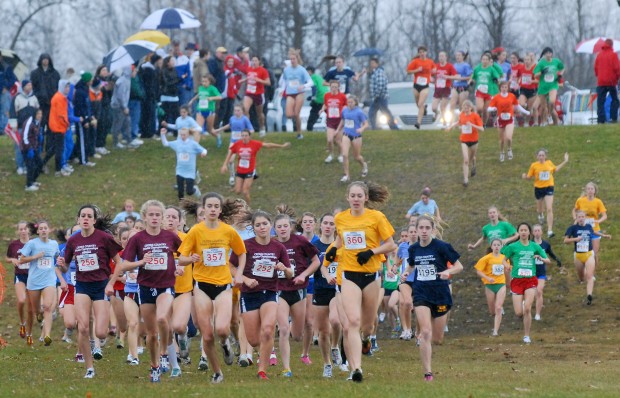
[369,97,398,129]
[128,99,141,139]
[15,142,25,169]
[596,86,619,123]
[63,126,74,167]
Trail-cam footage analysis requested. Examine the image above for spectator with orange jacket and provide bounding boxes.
[43,80,71,176]
[594,39,620,124]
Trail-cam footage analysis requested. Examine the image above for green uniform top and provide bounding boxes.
[482,221,517,244]
[311,73,329,104]
[382,261,399,290]
[533,58,564,95]
[501,240,547,279]
[197,85,221,112]
[472,64,502,96]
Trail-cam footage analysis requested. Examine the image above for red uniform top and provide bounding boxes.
[7,240,27,275]
[407,58,435,86]
[122,229,182,289]
[459,111,483,143]
[111,250,125,291]
[434,62,457,89]
[230,139,264,174]
[509,63,524,91]
[65,229,123,283]
[245,66,269,95]
[231,238,291,293]
[520,63,538,90]
[277,235,319,291]
[323,92,348,119]
[489,92,519,120]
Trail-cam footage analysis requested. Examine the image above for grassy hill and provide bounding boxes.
[0,125,619,397]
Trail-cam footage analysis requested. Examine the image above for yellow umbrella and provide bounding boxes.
[124,30,170,48]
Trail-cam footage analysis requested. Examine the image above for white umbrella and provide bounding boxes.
[575,37,620,53]
[102,40,159,73]
[140,8,201,30]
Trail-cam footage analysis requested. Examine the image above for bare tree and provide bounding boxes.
[466,0,516,49]
[5,0,74,49]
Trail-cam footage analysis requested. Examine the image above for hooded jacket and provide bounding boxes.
[49,79,70,133]
[30,53,61,107]
[73,80,92,120]
[111,67,132,109]
[140,61,159,100]
[14,86,40,128]
[594,43,620,87]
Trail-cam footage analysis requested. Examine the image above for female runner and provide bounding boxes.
[445,100,483,187]
[531,223,561,320]
[398,224,417,340]
[232,210,292,380]
[325,181,397,382]
[178,193,247,383]
[451,51,473,112]
[474,238,506,336]
[406,46,436,129]
[432,51,457,125]
[488,81,530,161]
[122,228,141,365]
[59,205,122,378]
[282,49,314,139]
[6,221,32,341]
[508,52,523,99]
[519,53,539,126]
[564,211,611,305]
[533,47,564,125]
[501,223,548,344]
[321,80,347,164]
[470,53,502,125]
[403,215,463,381]
[573,182,608,268]
[273,209,320,377]
[522,149,569,237]
[242,56,271,135]
[336,96,369,182]
[299,212,319,364]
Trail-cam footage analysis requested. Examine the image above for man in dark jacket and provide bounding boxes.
[30,53,60,144]
[139,54,161,138]
[73,72,97,163]
[594,39,620,123]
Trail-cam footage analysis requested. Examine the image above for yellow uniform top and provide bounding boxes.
[174,231,194,294]
[334,208,395,273]
[179,222,246,286]
[574,196,607,232]
[474,252,507,285]
[527,160,556,188]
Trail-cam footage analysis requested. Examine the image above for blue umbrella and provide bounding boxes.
[353,48,384,57]
[102,40,159,73]
[140,8,201,30]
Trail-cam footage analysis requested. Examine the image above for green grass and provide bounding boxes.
[1,125,620,397]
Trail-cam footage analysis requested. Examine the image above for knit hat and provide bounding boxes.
[21,79,31,87]
[81,72,93,83]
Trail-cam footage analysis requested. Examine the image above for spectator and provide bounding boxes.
[22,109,44,191]
[30,53,60,147]
[43,80,71,176]
[112,199,142,224]
[73,72,98,163]
[94,65,113,154]
[323,55,365,94]
[192,49,210,95]
[368,57,398,130]
[221,55,240,128]
[89,78,103,148]
[63,82,82,169]
[0,51,17,133]
[160,56,181,129]
[139,53,161,139]
[234,45,250,94]
[172,40,192,106]
[128,66,144,143]
[187,42,199,77]
[306,65,328,131]
[14,80,39,175]
[111,66,138,148]
[208,47,227,125]
[594,38,620,124]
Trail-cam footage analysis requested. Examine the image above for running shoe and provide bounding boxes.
[424,372,433,382]
[195,170,201,185]
[269,350,278,366]
[414,123,420,130]
[75,353,85,362]
[239,354,250,367]
[211,372,224,384]
[222,338,234,366]
[538,213,545,224]
[178,335,189,359]
[547,231,555,238]
[471,165,477,177]
[339,362,349,372]
[228,176,235,186]
[491,330,499,337]
[25,185,39,192]
[257,371,269,380]
[331,348,342,366]
[534,314,541,321]
[300,354,312,365]
[247,356,254,366]
[587,294,593,305]
[351,368,363,383]
[116,337,124,349]
[378,312,386,323]
[26,335,33,346]
[361,338,371,355]
[232,338,240,357]
[323,364,333,378]
[444,325,449,333]
[84,368,95,379]
[361,163,368,177]
[160,355,170,373]
[61,336,72,344]
[92,347,103,360]
[170,367,182,378]
[297,134,304,140]
[127,355,139,365]
[193,186,202,198]
[337,155,343,163]
[150,367,161,383]
[313,336,319,346]
[523,336,531,344]
[324,154,333,163]
[499,152,505,162]
[36,312,44,323]
[340,175,349,183]
[507,149,513,160]
[370,337,379,353]
[198,356,209,371]
[259,130,266,138]
[281,369,293,377]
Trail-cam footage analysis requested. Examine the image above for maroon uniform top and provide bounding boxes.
[7,240,28,275]
[122,229,181,289]
[65,229,122,283]
[231,238,290,293]
[277,235,319,291]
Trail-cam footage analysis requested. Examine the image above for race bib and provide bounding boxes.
[344,120,355,129]
[126,271,138,284]
[144,252,168,271]
[18,262,30,270]
[521,75,532,85]
[328,107,340,118]
[239,158,250,168]
[278,259,295,279]
[491,264,504,276]
[517,268,533,277]
[202,248,226,266]
[461,124,472,134]
[385,272,398,283]
[288,79,300,91]
[436,78,446,88]
[199,99,209,109]
[510,79,519,90]
[327,263,337,278]
[500,112,511,121]
[339,83,346,93]
[544,73,555,83]
[585,218,595,226]
[77,253,99,272]
[247,84,257,94]
[416,76,428,85]
[231,131,242,141]
[252,259,275,278]
[38,257,53,269]
[416,263,436,281]
[478,84,488,94]
[70,271,76,285]
[576,239,589,253]
[343,231,366,250]
[538,171,550,181]
[179,153,190,162]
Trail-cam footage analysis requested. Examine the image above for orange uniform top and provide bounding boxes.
[489,93,519,120]
[407,58,435,86]
[459,111,483,143]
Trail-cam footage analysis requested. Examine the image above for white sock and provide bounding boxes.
[167,343,179,369]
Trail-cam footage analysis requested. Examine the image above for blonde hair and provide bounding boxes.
[140,199,166,217]
[288,48,303,65]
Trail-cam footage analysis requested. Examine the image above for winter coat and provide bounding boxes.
[594,44,620,87]
[30,53,61,107]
